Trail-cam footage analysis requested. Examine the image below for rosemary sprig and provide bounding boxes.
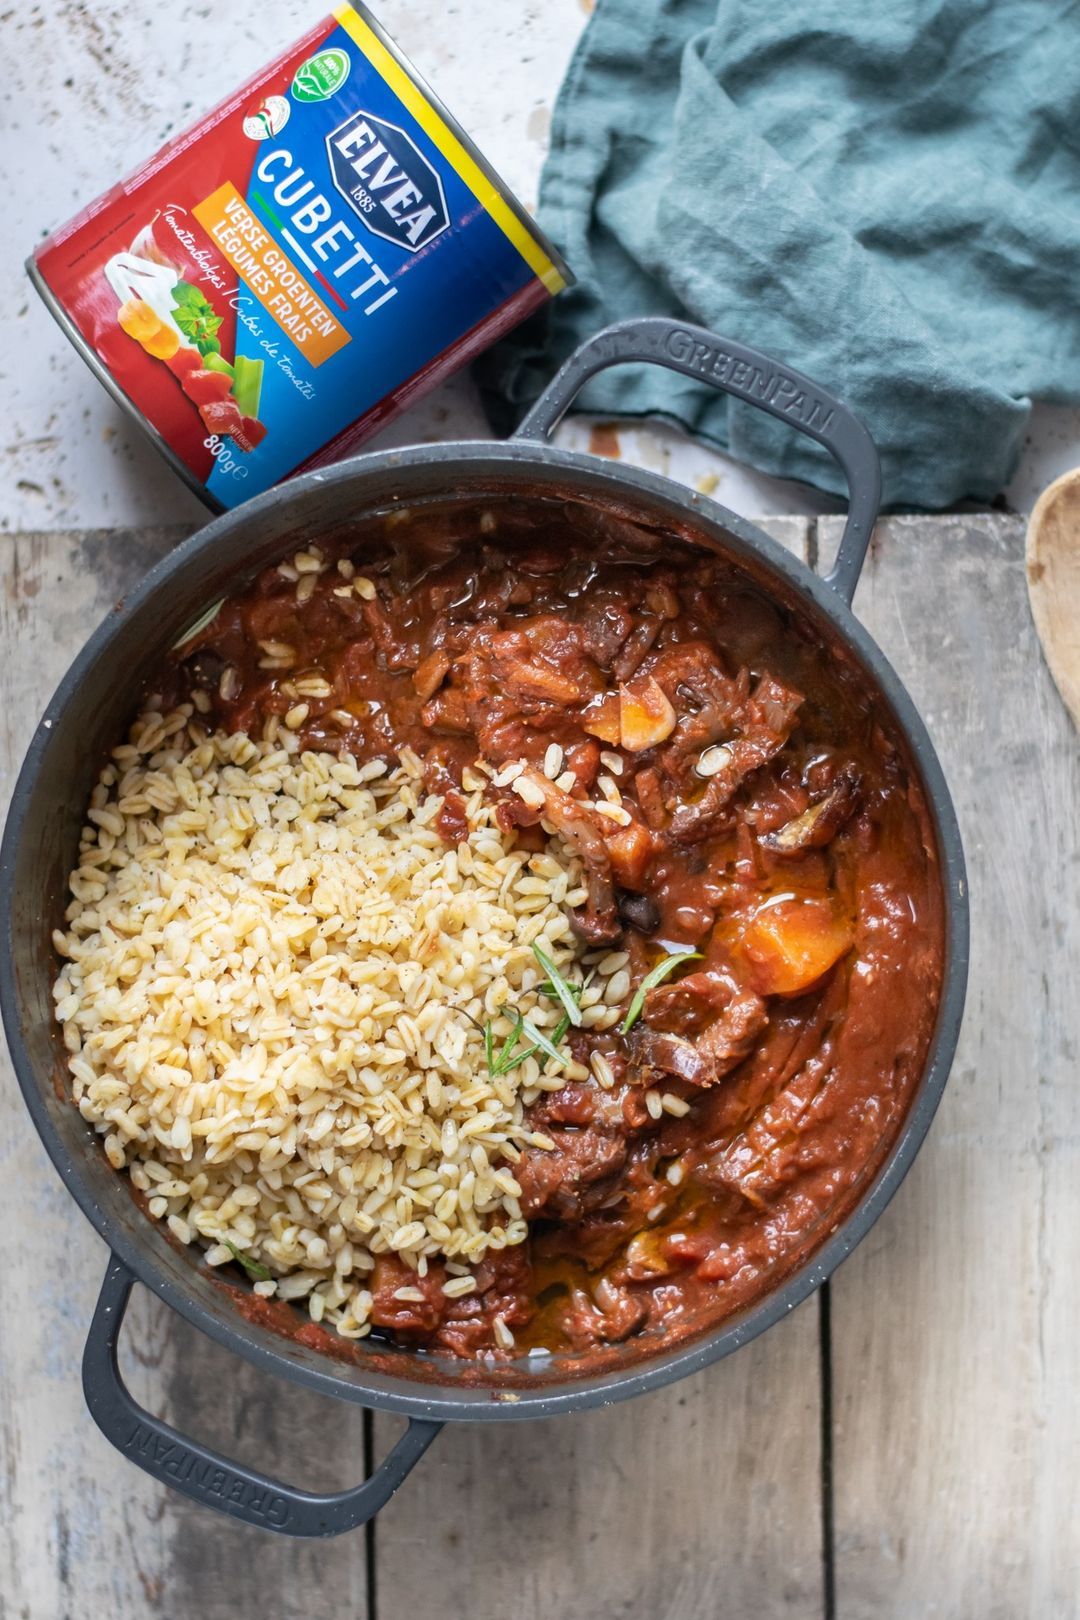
[481,948,591,1078]
[484,1011,571,1077]
[521,1013,570,1067]
[531,943,584,1028]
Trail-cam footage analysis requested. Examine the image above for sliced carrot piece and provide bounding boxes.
[736,896,852,997]
[142,324,180,360]
[117,298,161,342]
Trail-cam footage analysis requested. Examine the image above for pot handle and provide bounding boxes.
[82,1256,442,1537]
[514,317,881,605]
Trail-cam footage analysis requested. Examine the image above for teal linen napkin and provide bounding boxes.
[479,0,1080,508]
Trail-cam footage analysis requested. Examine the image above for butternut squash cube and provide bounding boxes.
[737,897,853,997]
[605,820,656,889]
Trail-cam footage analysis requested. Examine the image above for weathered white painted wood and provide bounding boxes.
[0,532,370,1619]
[823,514,1080,1619]
[374,516,826,1620]
[373,1307,824,1620]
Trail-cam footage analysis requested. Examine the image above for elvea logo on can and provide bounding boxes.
[327,111,449,251]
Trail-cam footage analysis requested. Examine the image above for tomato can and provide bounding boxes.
[28,3,572,511]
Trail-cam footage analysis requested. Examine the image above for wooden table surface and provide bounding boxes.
[1,512,1077,1619]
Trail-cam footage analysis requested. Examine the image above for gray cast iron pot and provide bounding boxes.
[0,318,968,1536]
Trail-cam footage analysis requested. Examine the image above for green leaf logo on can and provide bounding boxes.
[291,48,351,103]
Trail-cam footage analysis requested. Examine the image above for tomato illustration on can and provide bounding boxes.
[28,4,572,511]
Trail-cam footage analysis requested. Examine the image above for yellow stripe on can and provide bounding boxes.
[333,2,567,295]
